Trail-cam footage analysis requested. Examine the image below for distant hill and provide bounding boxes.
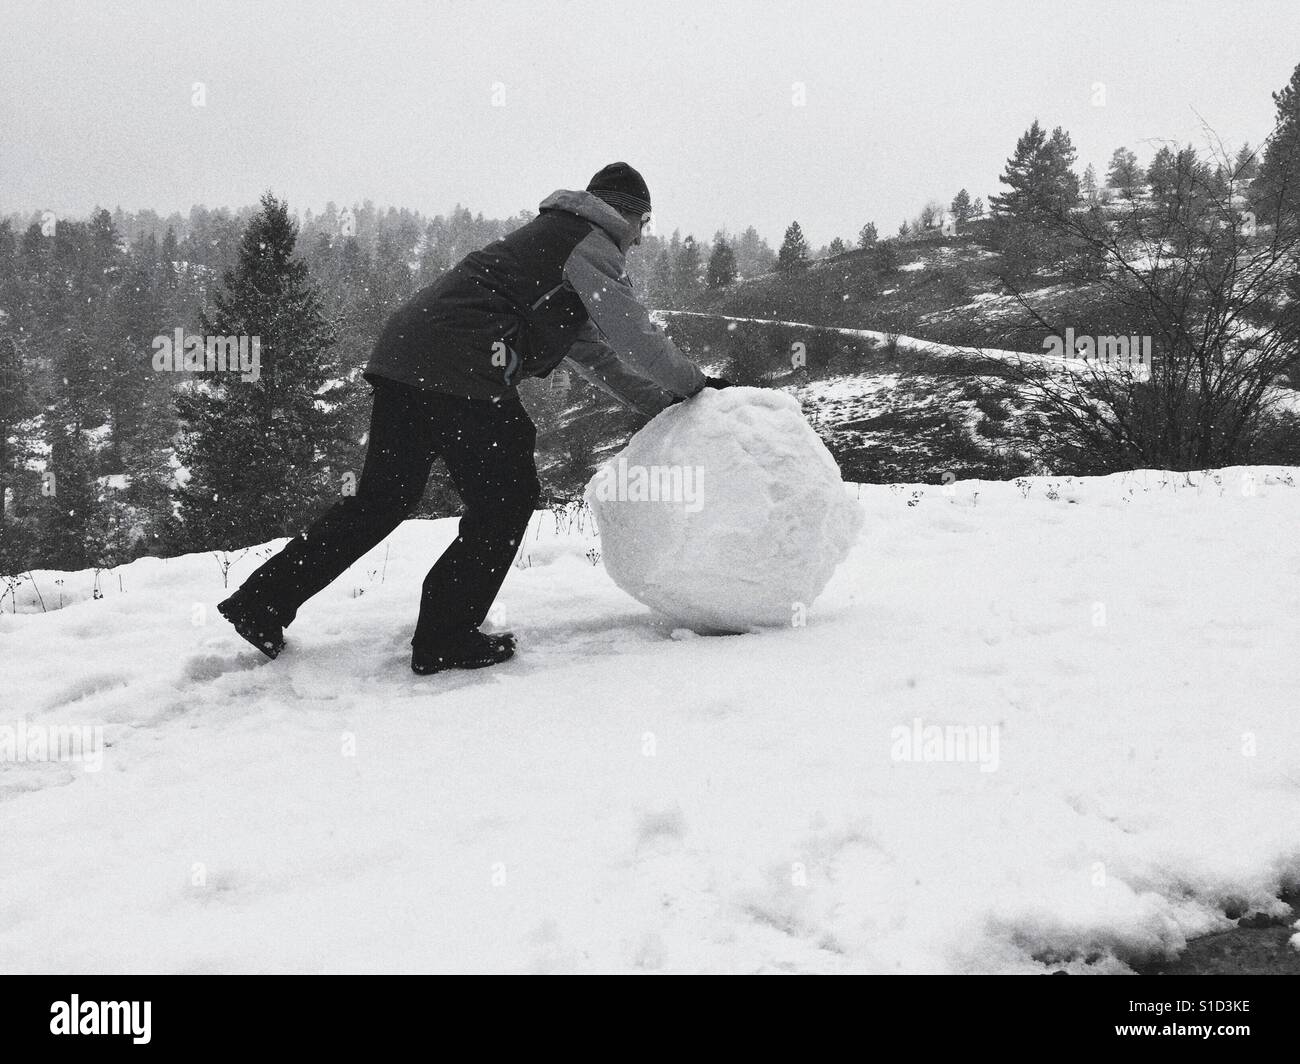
[636,212,1298,485]
[693,218,1118,350]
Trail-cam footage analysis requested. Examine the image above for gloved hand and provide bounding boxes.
[676,376,735,405]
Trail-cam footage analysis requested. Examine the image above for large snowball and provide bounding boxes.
[585,387,863,633]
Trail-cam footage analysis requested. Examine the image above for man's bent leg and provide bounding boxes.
[228,380,440,626]
[411,395,540,649]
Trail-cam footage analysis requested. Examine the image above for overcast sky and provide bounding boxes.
[2,0,1298,246]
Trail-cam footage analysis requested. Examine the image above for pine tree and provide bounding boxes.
[1146,146,1177,205]
[158,225,178,282]
[649,246,675,304]
[105,250,166,453]
[950,188,973,226]
[110,247,181,556]
[1081,165,1098,202]
[1252,61,1300,225]
[898,220,910,237]
[39,333,105,569]
[1048,127,1079,186]
[0,335,31,523]
[0,221,15,303]
[733,226,776,277]
[857,222,878,248]
[1233,143,1260,187]
[1106,147,1143,199]
[874,240,900,275]
[777,221,809,271]
[1164,146,1211,216]
[674,235,702,301]
[705,238,737,289]
[175,192,349,550]
[991,120,1079,221]
[991,121,1049,216]
[972,197,984,217]
[826,237,847,256]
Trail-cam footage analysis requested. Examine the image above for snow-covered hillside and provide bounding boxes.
[4,469,1300,973]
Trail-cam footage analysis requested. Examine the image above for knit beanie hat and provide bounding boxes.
[587,162,652,217]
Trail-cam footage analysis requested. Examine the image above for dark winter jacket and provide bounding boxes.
[364,189,707,417]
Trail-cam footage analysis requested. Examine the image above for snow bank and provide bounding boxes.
[585,387,862,632]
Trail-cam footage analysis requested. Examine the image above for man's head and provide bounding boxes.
[587,161,652,246]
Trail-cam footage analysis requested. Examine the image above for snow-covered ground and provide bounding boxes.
[4,468,1300,973]
[796,372,903,411]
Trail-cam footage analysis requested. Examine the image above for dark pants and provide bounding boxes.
[230,378,540,651]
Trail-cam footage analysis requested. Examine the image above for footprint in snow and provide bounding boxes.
[40,671,131,711]
[181,652,266,683]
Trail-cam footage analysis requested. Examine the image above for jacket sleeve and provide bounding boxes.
[564,323,680,418]
[563,231,708,399]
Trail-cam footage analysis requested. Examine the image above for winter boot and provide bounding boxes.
[411,629,516,676]
[217,595,286,660]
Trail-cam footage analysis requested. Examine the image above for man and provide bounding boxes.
[218,162,727,675]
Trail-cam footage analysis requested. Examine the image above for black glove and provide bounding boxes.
[703,376,735,390]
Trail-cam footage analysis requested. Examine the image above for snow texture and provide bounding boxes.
[4,467,1300,973]
[585,387,863,632]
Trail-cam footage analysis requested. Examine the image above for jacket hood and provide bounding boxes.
[539,189,639,253]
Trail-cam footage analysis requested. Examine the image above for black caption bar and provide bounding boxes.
[1,974,1289,1051]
